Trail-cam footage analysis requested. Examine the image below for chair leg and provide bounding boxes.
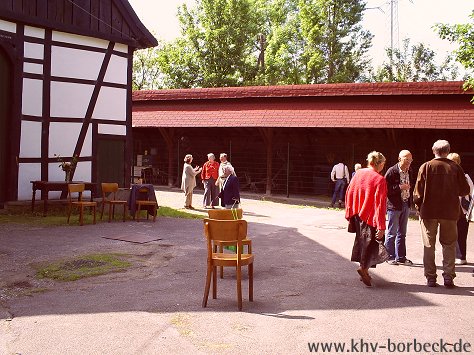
[79,205,84,226]
[135,203,140,221]
[237,265,242,311]
[67,204,72,224]
[202,264,212,308]
[92,205,96,224]
[212,266,217,299]
[219,245,224,279]
[100,202,105,220]
[108,203,112,223]
[153,205,157,222]
[249,262,253,302]
[122,204,126,222]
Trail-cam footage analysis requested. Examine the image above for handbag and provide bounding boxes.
[347,217,356,233]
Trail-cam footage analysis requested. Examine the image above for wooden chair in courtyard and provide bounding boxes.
[207,208,252,278]
[67,183,97,226]
[202,218,254,311]
[100,183,127,222]
[134,185,158,222]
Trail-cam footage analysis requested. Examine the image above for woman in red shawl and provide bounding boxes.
[345,151,389,287]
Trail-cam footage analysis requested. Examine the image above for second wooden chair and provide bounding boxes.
[100,183,128,222]
[67,183,97,226]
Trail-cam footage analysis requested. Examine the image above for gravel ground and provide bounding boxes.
[0,188,473,355]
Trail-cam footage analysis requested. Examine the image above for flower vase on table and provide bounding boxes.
[55,154,78,183]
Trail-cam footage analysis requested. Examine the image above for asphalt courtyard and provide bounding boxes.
[1,188,473,355]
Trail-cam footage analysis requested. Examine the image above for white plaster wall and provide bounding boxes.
[98,124,126,135]
[50,82,94,118]
[104,54,127,85]
[52,31,108,49]
[0,19,16,33]
[24,26,45,39]
[24,62,43,75]
[22,78,43,116]
[114,43,128,53]
[49,122,92,157]
[51,46,104,80]
[93,87,126,121]
[24,42,44,60]
[17,163,41,200]
[19,121,42,158]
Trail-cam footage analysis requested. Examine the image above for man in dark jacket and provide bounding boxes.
[414,140,470,288]
[219,165,240,209]
[385,150,414,266]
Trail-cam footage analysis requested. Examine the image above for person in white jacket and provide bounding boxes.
[447,153,473,265]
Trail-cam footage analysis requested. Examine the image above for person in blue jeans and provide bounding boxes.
[384,150,414,265]
[330,161,349,208]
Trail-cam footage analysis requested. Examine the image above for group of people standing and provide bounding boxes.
[181,153,240,210]
[345,139,472,288]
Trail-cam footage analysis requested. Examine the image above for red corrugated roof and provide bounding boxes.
[132,81,474,129]
[132,81,469,101]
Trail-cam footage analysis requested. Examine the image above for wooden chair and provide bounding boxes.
[67,183,97,226]
[207,208,252,279]
[100,183,127,222]
[202,218,254,311]
[134,185,158,222]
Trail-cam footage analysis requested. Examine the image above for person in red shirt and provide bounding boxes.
[345,151,389,287]
[201,153,220,208]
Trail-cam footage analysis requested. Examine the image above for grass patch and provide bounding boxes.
[157,206,204,219]
[35,253,132,281]
[0,204,203,225]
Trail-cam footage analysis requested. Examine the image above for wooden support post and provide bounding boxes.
[158,128,175,187]
[259,128,273,196]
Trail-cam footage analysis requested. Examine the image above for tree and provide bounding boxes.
[158,0,261,88]
[299,0,373,84]
[371,39,459,82]
[132,43,162,90]
[436,10,474,93]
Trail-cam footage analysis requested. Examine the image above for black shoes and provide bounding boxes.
[427,279,437,287]
[443,278,455,289]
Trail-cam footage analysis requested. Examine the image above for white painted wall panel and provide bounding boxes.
[24,62,43,75]
[98,124,126,135]
[18,163,41,200]
[93,87,126,121]
[51,46,104,80]
[104,55,127,85]
[0,19,16,33]
[50,82,94,118]
[24,42,44,60]
[49,122,92,157]
[52,31,108,49]
[19,121,42,158]
[114,43,128,53]
[22,78,43,116]
[25,26,45,39]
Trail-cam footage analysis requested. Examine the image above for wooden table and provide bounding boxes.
[31,181,97,216]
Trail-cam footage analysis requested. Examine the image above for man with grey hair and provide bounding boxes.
[384,149,414,266]
[414,140,470,288]
[218,165,240,209]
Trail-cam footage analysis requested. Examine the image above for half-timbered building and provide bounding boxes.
[0,0,156,206]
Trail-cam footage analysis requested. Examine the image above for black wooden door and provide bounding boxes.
[97,138,125,187]
[0,50,11,207]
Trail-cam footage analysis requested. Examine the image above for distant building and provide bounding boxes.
[0,0,156,205]
[132,82,474,196]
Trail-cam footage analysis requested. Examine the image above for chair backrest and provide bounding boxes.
[203,218,247,243]
[207,208,243,220]
[137,186,151,201]
[101,182,118,200]
[68,183,85,202]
